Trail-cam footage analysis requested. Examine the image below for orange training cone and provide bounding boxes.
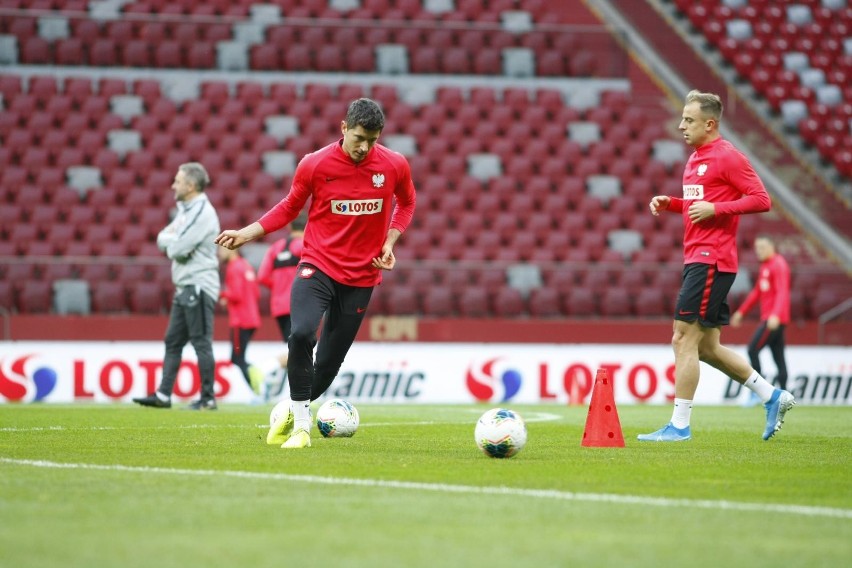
[568,375,582,407]
[581,368,625,447]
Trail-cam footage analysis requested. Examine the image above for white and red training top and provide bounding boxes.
[258,140,416,287]
[666,137,771,273]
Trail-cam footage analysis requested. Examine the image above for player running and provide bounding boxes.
[216,98,416,449]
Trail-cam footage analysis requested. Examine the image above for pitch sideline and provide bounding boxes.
[2,457,850,520]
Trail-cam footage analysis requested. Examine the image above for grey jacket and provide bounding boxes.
[156,193,221,301]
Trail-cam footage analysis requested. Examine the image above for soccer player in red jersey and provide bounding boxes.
[731,236,791,397]
[638,90,795,442]
[218,246,262,396]
[216,98,416,448]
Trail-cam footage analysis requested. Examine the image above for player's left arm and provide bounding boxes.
[388,159,416,232]
[372,228,401,270]
[688,152,771,222]
[713,151,771,216]
[373,160,417,270]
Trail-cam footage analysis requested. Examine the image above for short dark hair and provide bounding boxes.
[344,98,385,132]
[179,162,210,191]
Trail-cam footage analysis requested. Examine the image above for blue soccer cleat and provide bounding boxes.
[763,389,795,441]
[637,422,692,442]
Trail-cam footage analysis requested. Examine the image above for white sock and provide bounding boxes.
[155,391,170,402]
[743,370,776,403]
[292,400,311,433]
[671,398,693,429]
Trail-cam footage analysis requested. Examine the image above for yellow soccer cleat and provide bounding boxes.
[248,365,264,395]
[281,429,311,449]
[266,407,294,446]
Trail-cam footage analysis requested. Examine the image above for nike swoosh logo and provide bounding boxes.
[356,307,367,314]
[678,310,694,315]
[325,177,337,182]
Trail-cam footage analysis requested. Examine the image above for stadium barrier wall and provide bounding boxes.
[1,341,849,406]
[3,314,850,345]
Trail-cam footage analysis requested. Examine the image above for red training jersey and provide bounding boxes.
[258,140,416,287]
[220,256,261,329]
[665,137,770,272]
[257,234,303,317]
[736,253,791,324]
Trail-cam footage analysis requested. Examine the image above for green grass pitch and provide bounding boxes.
[1,403,850,568]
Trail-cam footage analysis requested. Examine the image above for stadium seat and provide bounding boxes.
[491,287,525,317]
[17,281,52,313]
[421,286,455,316]
[456,288,491,317]
[599,288,633,317]
[127,281,165,314]
[564,287,597,317]
[89,280,125,313]
[527,287,563,317]
[52,279,91,315]
[383,286,419,315]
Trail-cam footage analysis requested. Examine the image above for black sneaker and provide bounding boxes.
[132,393,171,408]
[186,398,217,411]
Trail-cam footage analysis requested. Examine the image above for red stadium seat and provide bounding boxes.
[634,288,669,318]
[564,287,597,317]
[421,286,455,316]
[187,42,216,69]
[528,287,563,317]
[491,287,526,317]
[91,281,127,313]
[0,281,15,309]
[17,281,52,313]
[382,286,419,315]
[599,288,633,317]
[127,281,165,313]
[456,287,490,317]
[251,44,280,70]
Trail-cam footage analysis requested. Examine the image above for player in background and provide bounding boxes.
[255,213,306,400]
[731,235,791,406]
[133,162,220,410]
[218,245,263,397]
[215,98,416,449]
[638,90,795,442]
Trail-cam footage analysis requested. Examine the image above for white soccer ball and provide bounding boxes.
[474,408,527,458]
[269,399,291,428]
[316,399,359,438]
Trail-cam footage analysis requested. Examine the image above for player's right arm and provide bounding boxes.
[215,222,265,250]
[649,195,677,215]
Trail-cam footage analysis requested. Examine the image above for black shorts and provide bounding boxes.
[674,263,735,327]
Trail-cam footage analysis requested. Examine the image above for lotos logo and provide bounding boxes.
[0,355,58,402]
[465,358,522,402]
[331,199,383,216]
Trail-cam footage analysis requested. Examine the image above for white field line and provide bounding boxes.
[0,412,564,432]
[2,457,850,520]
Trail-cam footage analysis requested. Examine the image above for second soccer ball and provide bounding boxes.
[316,399,360,438]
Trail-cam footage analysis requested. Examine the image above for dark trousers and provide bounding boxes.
[287,267,372,401]
[747,322,788,390]
[275,314,292,343]
[230,327,256,387]
[159,287,216,401]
